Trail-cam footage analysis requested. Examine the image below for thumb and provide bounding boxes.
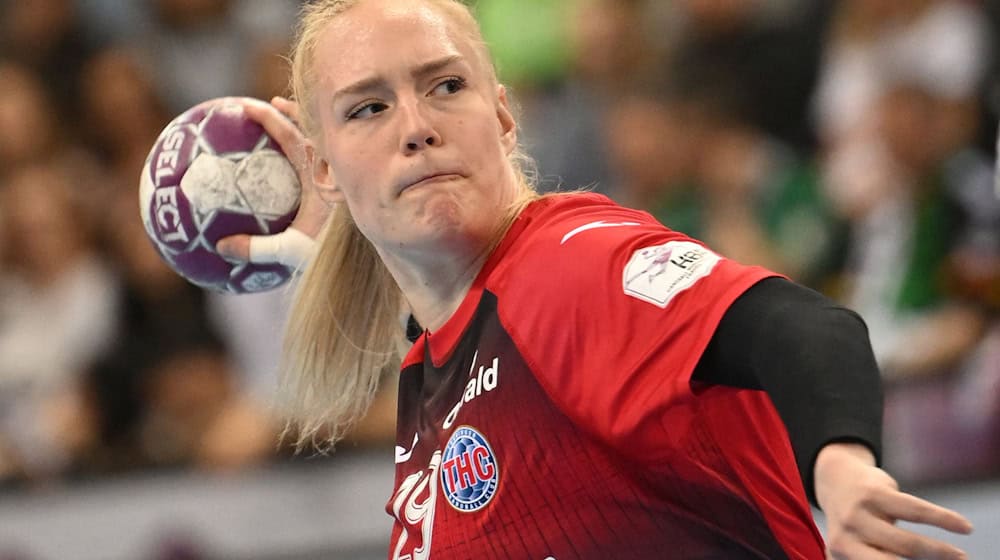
[218,228,318,270]
[217,234,252,262]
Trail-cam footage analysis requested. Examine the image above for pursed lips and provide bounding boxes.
[399,172,462,194]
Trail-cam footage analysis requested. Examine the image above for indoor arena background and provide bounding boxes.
[0,0,998,558]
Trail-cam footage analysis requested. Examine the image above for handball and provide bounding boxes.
[139,97,301,294]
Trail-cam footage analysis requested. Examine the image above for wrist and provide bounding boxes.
[813,442,877,510]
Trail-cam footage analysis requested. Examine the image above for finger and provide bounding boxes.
[240,98,306,168]
[827,536,897,560]
[854,512,969,560]
[271,96,300,123]
[248,227,317,269]
[875,492,974,535]
[217,234,252,262]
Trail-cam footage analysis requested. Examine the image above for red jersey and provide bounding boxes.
[388,193,825,559]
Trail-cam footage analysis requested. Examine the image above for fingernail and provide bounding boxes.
[216,238,235,258]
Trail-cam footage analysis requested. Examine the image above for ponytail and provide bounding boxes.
[277,204,405,450]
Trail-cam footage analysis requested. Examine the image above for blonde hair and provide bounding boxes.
[279,0,540,450]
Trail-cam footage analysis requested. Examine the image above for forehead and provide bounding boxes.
[315,0,474,88]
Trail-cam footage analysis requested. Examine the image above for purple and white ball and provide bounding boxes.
[139,97,301,294]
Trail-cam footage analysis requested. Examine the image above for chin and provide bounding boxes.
[421,195,464,232]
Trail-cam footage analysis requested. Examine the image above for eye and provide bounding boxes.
[347,101,388,120]
[431,77,466,96]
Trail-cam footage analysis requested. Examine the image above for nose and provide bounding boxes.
[398,99,442,154]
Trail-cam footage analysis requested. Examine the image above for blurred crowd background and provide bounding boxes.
[0,0,998,558]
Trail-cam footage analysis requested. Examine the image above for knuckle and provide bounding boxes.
[882,473,900,491]
[826,537,850,560]
[858,491,881,511]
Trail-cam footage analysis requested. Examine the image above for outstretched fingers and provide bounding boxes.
[877,492,973,536]
[846,511,969,560]
[836,490,973,560]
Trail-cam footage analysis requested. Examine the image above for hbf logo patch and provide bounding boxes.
[623,240,721,308]
[440,426,499,512]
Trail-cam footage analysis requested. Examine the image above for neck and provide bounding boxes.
[375,179,537,332]
[378,235,494,332]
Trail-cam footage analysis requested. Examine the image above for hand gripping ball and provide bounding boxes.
[139,97,301,293]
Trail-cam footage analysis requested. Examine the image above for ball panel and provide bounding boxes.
[232,263,293,293]
[175,103,212,126]
[149,184,196,251]
[181,154,242,218]
[172,247,234,289]
[234,151,301,219]
[198,101,268,155]
[147,123,200,191]
[201,211,268,248]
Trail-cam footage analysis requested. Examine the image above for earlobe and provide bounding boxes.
[306,143,344,204]
[496,85,518,155]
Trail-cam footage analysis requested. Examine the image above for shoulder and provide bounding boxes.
[485,192,777,359]
[497,192,682,274]
[512,192,661,245]
[489,192,730,306]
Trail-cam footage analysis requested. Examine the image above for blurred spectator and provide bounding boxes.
[604,77,704,234]
[78,46,171,188]
[139,344,278,473]
[813,0,991,156]
[692,87,847,289]
[664,0,832,151]
[0,61,63,174]
[832,77,1000,484]
[0,0,98,133]
[140,0,250,113]
[884,321,1000,484]
[0,162,120,482]
[138,0,298,114]
[512,0,659,193]
[839,81,994,379]
[206,289,291,405]
[606,75,846,289]
[74,0,153,45]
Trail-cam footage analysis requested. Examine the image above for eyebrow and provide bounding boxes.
[332,54,466,104]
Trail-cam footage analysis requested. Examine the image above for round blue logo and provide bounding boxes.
[440,426,499,512]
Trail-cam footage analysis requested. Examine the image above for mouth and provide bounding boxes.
[400,172,463,194]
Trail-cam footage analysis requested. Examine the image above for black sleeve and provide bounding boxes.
[691,277,883,508]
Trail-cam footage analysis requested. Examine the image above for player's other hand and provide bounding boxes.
[216,96,330,269]
[814,442,973,560]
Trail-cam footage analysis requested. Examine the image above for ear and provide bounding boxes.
[306,141,344,204]
[496,85,517,156]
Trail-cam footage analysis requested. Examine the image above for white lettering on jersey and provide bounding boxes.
[442,351,499,430]
[395,432,419,464]
[391,450,441,560]
[623,241,721,308]
[560,220,641,244]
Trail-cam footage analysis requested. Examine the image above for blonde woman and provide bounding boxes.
[216,0,972,558]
